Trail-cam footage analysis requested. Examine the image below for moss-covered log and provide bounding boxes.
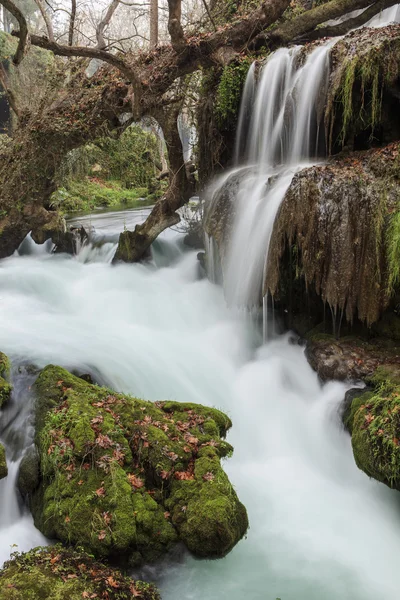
[0,546,160,600]
[31,365,248,565]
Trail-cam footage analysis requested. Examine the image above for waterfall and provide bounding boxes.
[213,43,332,314]
[208,3,400,319]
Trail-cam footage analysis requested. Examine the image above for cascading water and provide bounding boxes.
[220,42,333,312]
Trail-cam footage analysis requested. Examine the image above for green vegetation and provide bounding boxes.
[0,352,12,407]
[327,34,400,146]
[0,546,160,600]
[215,57,252,128]
[0,444,7,480]
[386,209,400,296]
[32,365,248,565]
[52,179,150,213]
[52,125,165,214]
[345,368,400,489]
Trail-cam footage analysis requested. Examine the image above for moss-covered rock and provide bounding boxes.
[0,352,12,408]
[0,546,160,600]
[0,443,7,480]
[32,366,248,564]
[344,368,400,490]
[18,445,40,498]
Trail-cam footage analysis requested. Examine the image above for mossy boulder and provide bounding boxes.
[18,445,40,498]
[344,369,400,490]
[0,351,12,407]
[0,443,7,480]
[0,546,160,600]
[32,366,248,564]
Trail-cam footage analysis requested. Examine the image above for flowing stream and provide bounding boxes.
[0,5,400,599]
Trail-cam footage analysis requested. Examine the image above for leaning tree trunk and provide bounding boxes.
[113,105,195,262]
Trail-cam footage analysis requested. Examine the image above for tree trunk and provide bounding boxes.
[150,0,158,49]
[113,106,195,263]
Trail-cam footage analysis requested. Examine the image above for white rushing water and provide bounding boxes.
[0,222,400,599]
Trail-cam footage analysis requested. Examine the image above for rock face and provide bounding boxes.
[0,546,160,600]
[344,367,400,491]
[266,143,400,327]
[306,334,400,382]
[31,366,248,565]
[0,352,12,407]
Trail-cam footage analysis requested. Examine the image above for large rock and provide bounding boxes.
[17,445,40,497]
[343,366,400,490]
[0,351,12,407]
[305,334,400,381]
[0,443,7,480]
[32,366,248,565]
[0,546,160,600]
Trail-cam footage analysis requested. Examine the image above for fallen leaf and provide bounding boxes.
[127,474,144,489]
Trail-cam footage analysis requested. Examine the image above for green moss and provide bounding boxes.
[215,57,253,129]
[328,34,400,147]
[32,366,248,563]
[0,443,7,480]
[0,546,160,600]
[0,351,11,380]
[166,453,248,558]
[386,210,400,296]
[0,377,12,408]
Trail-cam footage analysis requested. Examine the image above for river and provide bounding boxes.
[0,207,400,599]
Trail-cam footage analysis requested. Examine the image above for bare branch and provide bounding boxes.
[300,0,400,42]
[253,0,388,49]
[69,0,76,46]
[96,0,121,50]
[12,31,137,82]
[0,0,30,65]
[34,0,54,42]
[201,0,217,31]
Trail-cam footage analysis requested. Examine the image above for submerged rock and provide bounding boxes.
[31,366,248,564]
[344,367,400,490]
[0,352,12,407]
[0,546,160,599]
[0,443,7,480]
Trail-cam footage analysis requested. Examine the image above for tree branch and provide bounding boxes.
[68,0,76,46]
[35,0,54,42]
[201,0,217,31]
[252,0,386,49]
[11,31,137,82]
[96,0,120,50]
[0,0,30,65]
[299,0,400,42]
